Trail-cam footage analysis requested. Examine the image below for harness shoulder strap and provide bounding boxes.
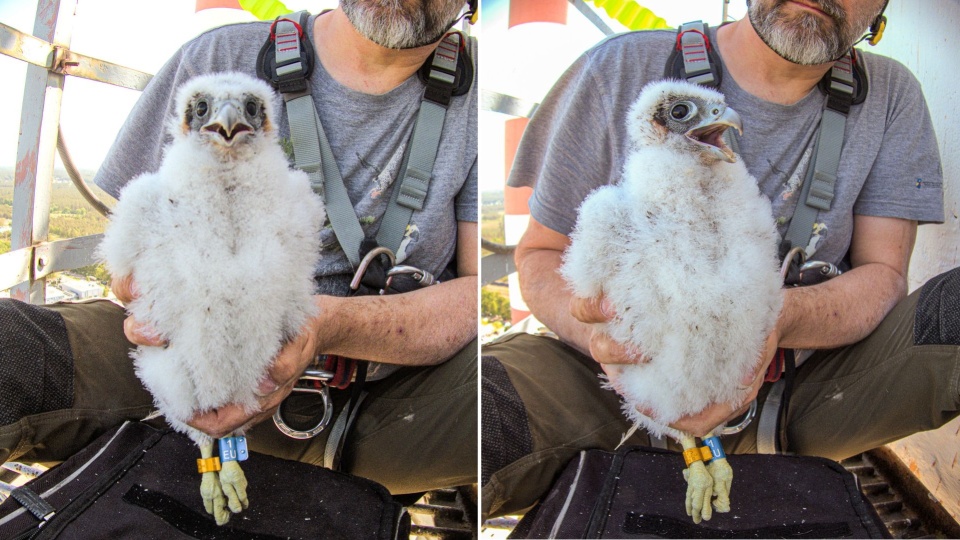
[376,33,464,255]
[664,21,722,88]
[261,13,469,269]
[262,12,367,268]
[783,51,858,253]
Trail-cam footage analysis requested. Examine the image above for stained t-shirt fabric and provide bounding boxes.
[95,13,478,298]
[509,28,944,267]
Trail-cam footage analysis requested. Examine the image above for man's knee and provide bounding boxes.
[481,355,534,486]
[914,266,960,346]
[0,299,73,424]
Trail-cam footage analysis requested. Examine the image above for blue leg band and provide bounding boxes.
[702,436,726,462]
[218,436,249,463]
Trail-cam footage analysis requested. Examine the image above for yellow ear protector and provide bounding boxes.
[862,0,888,46]
[865,13,886,45]
[466,0,479,25]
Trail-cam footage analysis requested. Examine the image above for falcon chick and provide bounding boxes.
[560,80,783,523]
[99,72,325,525]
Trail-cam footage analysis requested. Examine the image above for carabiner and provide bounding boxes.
[349,247,397,293]
[386,265,437,289]
[272,384,333,439]
[272,368,336,439]
[718,399,758,436]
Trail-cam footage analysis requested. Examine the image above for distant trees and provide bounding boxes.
[481,287,511,321]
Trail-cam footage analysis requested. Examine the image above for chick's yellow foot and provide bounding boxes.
[683,460,714,523]
[218,460,249,514]
[707,457,732,513]
[200,471,230,525]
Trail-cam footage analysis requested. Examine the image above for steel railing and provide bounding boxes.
[0,1,152,303]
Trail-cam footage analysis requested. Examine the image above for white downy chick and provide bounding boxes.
[560,79,783,523]
[99,72,325,525]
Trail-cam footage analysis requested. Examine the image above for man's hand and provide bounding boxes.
[649,328,780,438]
[569,293,650,377]
[111,275,166,347]
[187,317,321,439]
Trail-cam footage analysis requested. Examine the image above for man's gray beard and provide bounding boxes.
[341,0,463,50]
[748,0,875,65]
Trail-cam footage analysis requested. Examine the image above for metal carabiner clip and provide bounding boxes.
[272,368,335,439]
[799,260,842,280]
[350,246,438,293]
[386,265,437,289]
[718,399,758,436]
[349,247,396,294]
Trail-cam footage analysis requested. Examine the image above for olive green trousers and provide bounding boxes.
[0,298,477,495]
[481,268,960,518]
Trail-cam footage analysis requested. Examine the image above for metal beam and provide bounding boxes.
[0,21,152,91]
[0,21,53,68]
[33,234,103,281]
[0,247,33,292]
[481,90,539,118]
[481,252,517,286]
[11,0,76,303]
[568,0,616,36]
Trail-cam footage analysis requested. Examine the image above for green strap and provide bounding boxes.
[276,14,365,267]
[784,53,854,252]
[376,33,461,256]
[276,16,459,266]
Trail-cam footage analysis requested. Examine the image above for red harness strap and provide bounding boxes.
[765,348,787,383]
[322,355,357,390]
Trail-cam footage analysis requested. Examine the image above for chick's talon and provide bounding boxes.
[683,460,714,523]
[219,460,249,513]
[707,457,733,513]
[200,471,230,525]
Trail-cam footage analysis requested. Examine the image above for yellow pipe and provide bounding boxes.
[237,0,289,21]
[590,0,670,30]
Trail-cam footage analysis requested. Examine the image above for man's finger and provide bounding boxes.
[266,347,306,389]
[123,316,167,347]
[590,332,635,365]
[570,294,614,324]
[111,275,139,304]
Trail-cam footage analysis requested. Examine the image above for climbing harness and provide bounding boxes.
[271,246,440,466]
[257,11,472,270]
[259,9,473,461]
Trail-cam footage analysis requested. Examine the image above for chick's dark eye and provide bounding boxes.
[245,100,259,117]
[196,100,208,117]
[670,102,695,121]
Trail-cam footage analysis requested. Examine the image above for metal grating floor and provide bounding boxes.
[409,486,478,540]
[842,448,960,539]
[842,454,932,538]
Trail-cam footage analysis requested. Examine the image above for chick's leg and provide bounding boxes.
[198,440,230,525]
[219,459,249,514]
[703,431,732,513]
[680,433,713,523]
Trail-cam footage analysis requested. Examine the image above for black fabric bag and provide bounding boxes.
[0,421,409,539]
[511,445,889,539]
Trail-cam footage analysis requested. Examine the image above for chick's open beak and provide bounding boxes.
[201,100,252,145]
[686,106,743,163]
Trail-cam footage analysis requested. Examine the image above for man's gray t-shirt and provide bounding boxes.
[95,13,478,297]
[510,29,944,267]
